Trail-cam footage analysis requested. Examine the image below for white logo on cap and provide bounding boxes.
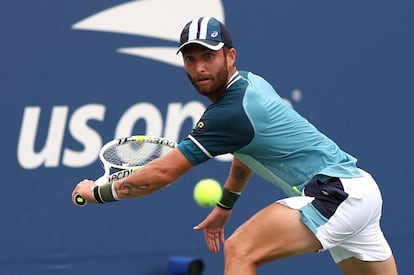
[211,31,219,38]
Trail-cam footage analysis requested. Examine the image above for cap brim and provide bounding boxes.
[176,40,224,54]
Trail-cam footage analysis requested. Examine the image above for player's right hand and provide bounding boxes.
[71,179,97,206]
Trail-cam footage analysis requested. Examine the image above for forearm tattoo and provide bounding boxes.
[232,165,249,182]
[119,181,150,196]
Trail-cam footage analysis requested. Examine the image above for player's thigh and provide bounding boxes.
[225,202,322,266]
[338,255,398,275]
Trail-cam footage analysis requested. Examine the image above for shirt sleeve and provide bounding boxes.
[178,137,211,166]
[177,85,255,166]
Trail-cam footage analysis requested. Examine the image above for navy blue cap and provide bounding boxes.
[177,17,233,53]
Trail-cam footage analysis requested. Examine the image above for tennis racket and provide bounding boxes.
[74,135,177,206]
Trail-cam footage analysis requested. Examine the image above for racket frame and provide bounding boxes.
[74,135,177,206]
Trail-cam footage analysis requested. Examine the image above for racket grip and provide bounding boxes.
[73,176,109,207]
[74,194,87,206]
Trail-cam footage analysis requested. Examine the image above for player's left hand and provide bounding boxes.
[193,206,232,253]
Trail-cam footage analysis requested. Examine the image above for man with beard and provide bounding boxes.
[72,17,398,275]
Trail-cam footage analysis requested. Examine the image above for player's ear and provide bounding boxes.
[225,47,236,67]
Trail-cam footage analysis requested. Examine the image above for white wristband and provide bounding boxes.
[111,182,120,201]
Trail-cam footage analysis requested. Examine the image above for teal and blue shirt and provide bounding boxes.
[178,71,363,196]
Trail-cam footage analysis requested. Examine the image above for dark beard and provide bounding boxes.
[187,64,229,99]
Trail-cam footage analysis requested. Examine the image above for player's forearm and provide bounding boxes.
[224,157,253,192]
[216,157,252,210]
[113,163,178,199]
[113,150,193,199]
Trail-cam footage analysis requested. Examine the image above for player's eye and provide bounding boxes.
[204,53,214,60]
[183,55,194,63]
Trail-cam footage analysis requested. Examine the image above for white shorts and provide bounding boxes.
[277,170,393,263]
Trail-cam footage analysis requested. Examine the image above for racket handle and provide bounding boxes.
[73,176,109,207]
[74,194,87,206]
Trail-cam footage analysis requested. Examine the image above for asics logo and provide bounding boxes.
[211,31,219,38]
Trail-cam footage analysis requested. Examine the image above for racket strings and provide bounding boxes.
[103,142,171,167]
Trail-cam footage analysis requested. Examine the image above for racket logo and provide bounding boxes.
[118,137,130,145]
[146,137,176,148]
[109,169,135,182]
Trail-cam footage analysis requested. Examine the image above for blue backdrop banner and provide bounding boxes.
[1,0,412,274]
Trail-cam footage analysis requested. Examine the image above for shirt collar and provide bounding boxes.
[226,71,241,90]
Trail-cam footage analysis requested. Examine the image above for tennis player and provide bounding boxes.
[72,17,398,274]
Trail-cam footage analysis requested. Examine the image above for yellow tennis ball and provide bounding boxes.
[193,178,222,207]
